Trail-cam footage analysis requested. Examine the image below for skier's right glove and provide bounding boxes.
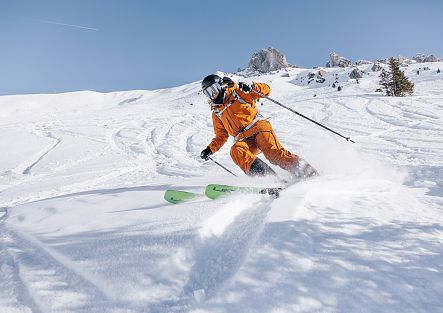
[200,146,212,160]
[221,76,235,88]
[238,82,251,92]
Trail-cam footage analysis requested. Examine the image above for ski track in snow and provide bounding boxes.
[18,131,61,176]
[1,63,443,312]
[1,225,120,313]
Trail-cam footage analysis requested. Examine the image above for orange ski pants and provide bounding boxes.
[230,120,299,174]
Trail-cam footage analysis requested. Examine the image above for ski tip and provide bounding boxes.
[164,190,197,204]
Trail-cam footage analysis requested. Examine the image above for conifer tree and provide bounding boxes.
[379,57,414,96]
[379,68,392,96]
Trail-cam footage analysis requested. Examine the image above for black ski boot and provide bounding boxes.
[248,158,276,177]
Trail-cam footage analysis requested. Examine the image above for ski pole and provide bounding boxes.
[251,89,355,143]
[208,156,237,177]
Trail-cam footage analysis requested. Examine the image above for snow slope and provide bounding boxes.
[1,62,442,313]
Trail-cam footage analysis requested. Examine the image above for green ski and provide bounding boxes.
[205,184,282,200]
[165,184,283,204]
[164,190,200,204]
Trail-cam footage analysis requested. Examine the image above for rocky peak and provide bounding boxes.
[412,53,442,63]
[326,52,352,68]
[349,68,363,79]
[371,63,383,72]
[247,47,293,73]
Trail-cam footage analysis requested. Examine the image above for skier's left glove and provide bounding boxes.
[200,146,212,160]
[238,82,252,92]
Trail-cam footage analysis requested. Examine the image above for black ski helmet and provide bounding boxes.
[201,74,225,104]
[201,74,221,90]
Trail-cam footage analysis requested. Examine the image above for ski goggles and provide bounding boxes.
[202,82,222,99]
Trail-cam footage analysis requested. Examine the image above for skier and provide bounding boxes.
[200,74,318,178]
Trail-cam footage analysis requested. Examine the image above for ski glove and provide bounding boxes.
[200,146,212,160]
[238,82,251,92]
[221,76,235,88]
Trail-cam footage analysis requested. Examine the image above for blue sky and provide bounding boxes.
[1,0,442,95]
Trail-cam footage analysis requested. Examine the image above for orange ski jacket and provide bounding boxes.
[208,82,271,154]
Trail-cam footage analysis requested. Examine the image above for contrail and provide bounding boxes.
[29,18,98,31]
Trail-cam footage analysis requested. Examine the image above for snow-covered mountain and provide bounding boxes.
[1,61,442,313]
